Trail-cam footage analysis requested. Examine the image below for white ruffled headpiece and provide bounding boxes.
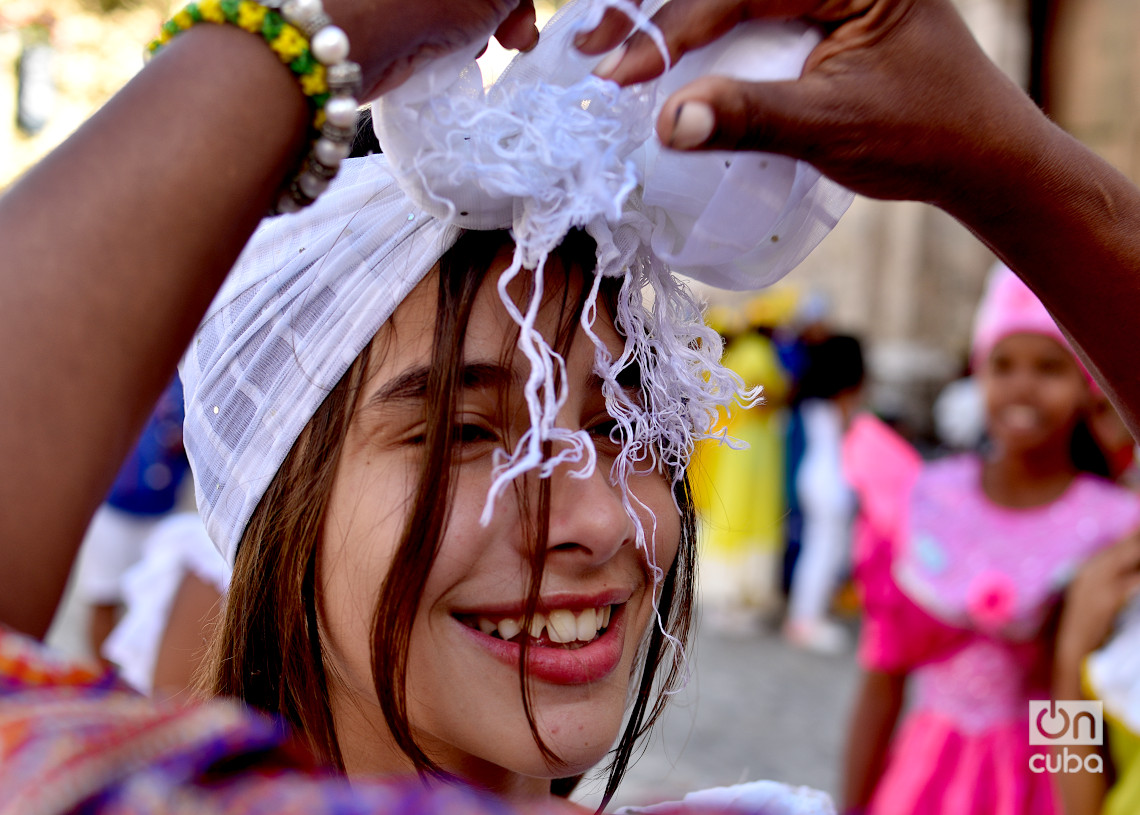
[181,0,852,567]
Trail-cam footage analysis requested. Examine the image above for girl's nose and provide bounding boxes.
[545,454,635,567]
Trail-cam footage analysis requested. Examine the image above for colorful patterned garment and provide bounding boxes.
[0,628,835,815]
[0,627,525,815]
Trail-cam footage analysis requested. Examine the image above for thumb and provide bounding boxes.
[657,75,823,159]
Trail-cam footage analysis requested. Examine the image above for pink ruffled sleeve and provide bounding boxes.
[842,415,967,672]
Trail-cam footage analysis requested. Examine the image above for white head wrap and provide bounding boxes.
[181,0,852,566]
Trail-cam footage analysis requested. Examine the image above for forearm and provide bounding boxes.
[940,105,1140,438]
[842,670,904,812]
[1051,644,1108,814]
[0,24,308,637]
[611,0,1140,442]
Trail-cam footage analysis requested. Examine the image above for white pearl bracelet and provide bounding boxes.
[263,0,361,215]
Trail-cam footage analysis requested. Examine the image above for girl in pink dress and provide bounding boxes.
[840,265,1140,815]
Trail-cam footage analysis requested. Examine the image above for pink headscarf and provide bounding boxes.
[970,262,1088,381]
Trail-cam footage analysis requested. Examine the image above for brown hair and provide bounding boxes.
[204,228,696,807]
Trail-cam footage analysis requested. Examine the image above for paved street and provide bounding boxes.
[575,616,861,811]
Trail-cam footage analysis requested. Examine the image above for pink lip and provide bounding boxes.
[453,603,629,686]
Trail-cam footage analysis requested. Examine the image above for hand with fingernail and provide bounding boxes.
[575,0,1140,452]
[1056,531,1140,693]
[576,0,1038,208]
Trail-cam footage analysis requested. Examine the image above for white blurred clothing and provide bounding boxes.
[102,513,230,694]
[788,399,854,626]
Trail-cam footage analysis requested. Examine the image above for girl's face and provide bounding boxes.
[318,253,680,798]
[981,332,1090,456]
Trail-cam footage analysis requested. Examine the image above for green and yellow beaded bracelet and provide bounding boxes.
[148,0,362,213]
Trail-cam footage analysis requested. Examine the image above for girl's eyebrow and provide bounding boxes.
[365,358,643,414]
[364,362,519,410]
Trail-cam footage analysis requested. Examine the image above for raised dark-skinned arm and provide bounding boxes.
[0,0,563,638]
[594,0,1140,439]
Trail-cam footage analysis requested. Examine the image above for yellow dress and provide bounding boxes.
[1086,617,1140,815]
[1104,719,1140,815]
[692,332,789,620]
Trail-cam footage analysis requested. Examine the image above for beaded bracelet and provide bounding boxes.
[148,0,362,215]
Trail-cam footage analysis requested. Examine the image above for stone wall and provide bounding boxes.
[1,0,171,191]
[1047,0,1140,179]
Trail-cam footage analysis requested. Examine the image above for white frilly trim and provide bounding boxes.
[615,781,836,815]
[374,1,851,289]
[102,512,231,695]
[1087,597,1140,734]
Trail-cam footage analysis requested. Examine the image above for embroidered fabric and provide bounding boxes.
[893,455,1140,639]
[910,638,1041,733]
[181,0,852,588]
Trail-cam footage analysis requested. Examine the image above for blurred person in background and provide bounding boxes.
[101,511,228,703]
[775,291,828,598]
[782,330,864,654]
[1052,530,1140,815]
[840,264,1140,815]
[72,377,190,665]
[693,291,796,633]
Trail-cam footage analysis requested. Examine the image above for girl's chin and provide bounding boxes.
[500,751,605,787]
[503,718,622,780]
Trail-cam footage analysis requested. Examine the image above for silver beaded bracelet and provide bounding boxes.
[265,0,361,214]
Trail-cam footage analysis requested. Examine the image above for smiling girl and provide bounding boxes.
[841,265,1140,815]
[173,2,853,804]
[192,221,694,802]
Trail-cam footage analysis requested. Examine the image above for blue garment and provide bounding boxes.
[106,378,189,516]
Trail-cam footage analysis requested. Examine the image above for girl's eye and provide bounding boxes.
[989,356,1012,375]
[454,422,497,446]
[403,422,497,448]
[589,418,623,450]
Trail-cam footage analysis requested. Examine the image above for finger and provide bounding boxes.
[1107,529,1140,569]
[604,0,856,85]
[494,1,539,52]
[601,0,735,84]
[656,74,824,157]
[574,3,638,55]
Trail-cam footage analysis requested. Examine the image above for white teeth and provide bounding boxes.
[1005,405,1037,429]
[576,607,597,641]
[528,612,547,638]
[472,605,613,643]
[547,609,577,644]
[497,617,521,640]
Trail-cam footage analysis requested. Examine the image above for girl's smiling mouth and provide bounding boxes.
[459,604,613,648]
[453,601,630,685]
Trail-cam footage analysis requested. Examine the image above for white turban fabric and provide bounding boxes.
[182,0,853,566]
